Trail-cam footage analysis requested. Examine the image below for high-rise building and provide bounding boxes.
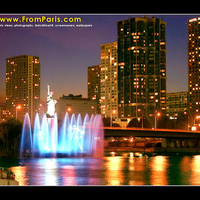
[6,55,40,124]
[166,91,188,118]
[188,17,200,117]
[117,16,167,122]
[100,41,118,119]
[87,65,101,113]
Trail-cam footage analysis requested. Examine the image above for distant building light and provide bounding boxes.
[191,126,197,131]
[189,18,197,23]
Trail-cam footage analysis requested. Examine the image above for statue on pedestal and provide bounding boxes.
[46,84,57,117]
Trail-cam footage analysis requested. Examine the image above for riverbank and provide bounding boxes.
[104,146,200,156]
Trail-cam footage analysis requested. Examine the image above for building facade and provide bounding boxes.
[117,16,167,122]
[100,41,118,119]
[0,105,6,122]
[56,94,97,122]
[87,65,101,113]
[188,17,200,117]
[166,91,188,118]
[6,55,40,124]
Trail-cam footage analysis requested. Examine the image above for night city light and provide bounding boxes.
[1,14,200,186]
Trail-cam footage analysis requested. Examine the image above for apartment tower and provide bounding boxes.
[6,55,40,124]
[100,41,118,119]
[188,17,200,117]
[87,64,101,113]
[117,16,167,121]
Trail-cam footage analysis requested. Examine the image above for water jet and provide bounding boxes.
[20,85,104,157]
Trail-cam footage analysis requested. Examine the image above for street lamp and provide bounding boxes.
[194,115,200,127]
[110,110,117,127]
[91,106,96,115]
[155,111,161,129]
[67,107,72,112]
[184,111,189,131]
[138,108,143,129]
[16,105,21,119]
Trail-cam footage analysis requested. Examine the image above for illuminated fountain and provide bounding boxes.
[20,85,104,157]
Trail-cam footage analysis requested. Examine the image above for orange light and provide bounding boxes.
[112,110,117,114]
[67,107,71,112]
[157,112,161,117]
[16,105,21,109]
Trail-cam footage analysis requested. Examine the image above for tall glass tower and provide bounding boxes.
[188,17,200,117]
[117,16,167,121]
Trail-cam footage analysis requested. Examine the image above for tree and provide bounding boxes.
[102,117,120,127]
[0,118,22,157]
[157,115,175,129]
[127,117,152,128]
[102,117,111,127]
[177,111,191,130]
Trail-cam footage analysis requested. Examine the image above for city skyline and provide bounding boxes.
[0,14,199,105]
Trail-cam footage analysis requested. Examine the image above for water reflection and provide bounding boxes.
[61,165,76,185]
[11,159,60,185]
[128,157,146,185]
[104,156,124,185]
[190,155,200,185]
[43,159,58,185]
[104,156,147,185]
[10,158,104,186]
[10,166,29,186]
[149,156,169,185]
[8,155,200,186]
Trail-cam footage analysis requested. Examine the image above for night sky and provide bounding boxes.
[0,14,199,104]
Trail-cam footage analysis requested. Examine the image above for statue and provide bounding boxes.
[46,84,57,117]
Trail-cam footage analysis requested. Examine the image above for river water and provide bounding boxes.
[1,154,200,185]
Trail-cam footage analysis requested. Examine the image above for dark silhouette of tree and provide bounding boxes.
[0,118,22,157]
[127,117,152,128]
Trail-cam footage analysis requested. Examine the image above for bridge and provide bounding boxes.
[104,127,200,139]
[104,127,200,149]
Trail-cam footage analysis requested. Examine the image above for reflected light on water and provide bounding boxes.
[61,165,76,185]
[180,156,191,172]
[9,155,200,186]
[190,155,200,185]
[43,159,58,186]
[149,156,169,185]
[10,166,29,186]
[104,157,124,185]
[104,156,147,185]
[128,157,146,185]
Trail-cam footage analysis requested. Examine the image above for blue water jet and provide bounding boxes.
[20,112,104,157]
[20,113,32,157]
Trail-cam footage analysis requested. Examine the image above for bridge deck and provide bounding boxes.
[104,127,200,139]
